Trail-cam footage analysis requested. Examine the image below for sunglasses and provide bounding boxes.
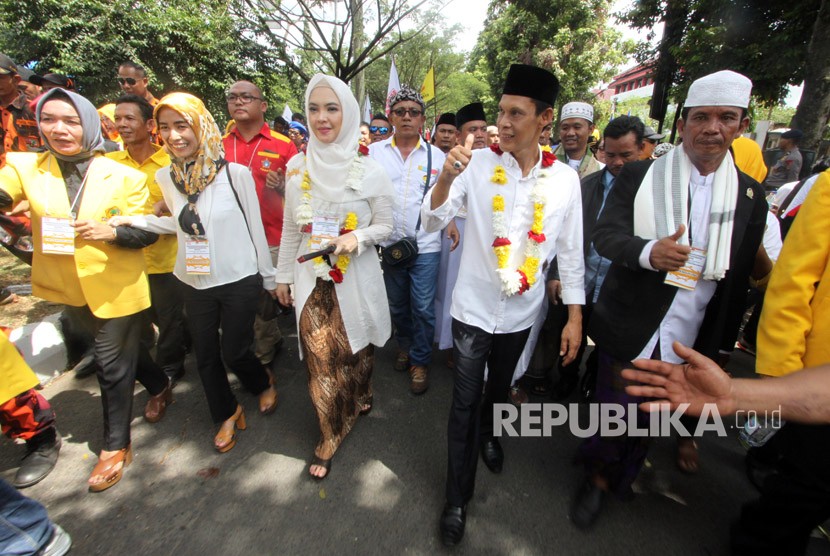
[116,77,137,86]
[391,108,423,118]
[369,126,389,134]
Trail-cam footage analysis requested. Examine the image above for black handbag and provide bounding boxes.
[381,142,432,268]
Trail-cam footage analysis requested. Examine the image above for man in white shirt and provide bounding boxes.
[570,70,768,530]
[370,86,445,394]
[422,64,585,546]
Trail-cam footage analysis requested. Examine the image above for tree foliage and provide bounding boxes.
[362,22,492,122]
[232,0,444,86]
[621,0,819,106]
[0,0,301,122]
[469,0,633,118]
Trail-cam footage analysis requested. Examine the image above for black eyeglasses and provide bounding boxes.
[116,77,137,86]
[369,126,389,134]
[226,93,262,104]
[391,108,422,118]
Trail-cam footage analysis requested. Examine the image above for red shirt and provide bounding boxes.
[223,123,298,246]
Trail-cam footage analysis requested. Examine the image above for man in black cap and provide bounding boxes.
[0,53,42,166]
[455,102,488,150]
[640,125,665,160]
[766,129,803,189]
[422,64,585,546]
[433,112,457,154]
[15,68,41,102]
[29,73,74,93]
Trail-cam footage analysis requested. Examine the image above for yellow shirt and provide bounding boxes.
[732,136,768,184]
[0,152,151,318]
[107,146,177,274]
[0,334,39,404]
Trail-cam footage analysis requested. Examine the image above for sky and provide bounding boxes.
[439,0,802,107]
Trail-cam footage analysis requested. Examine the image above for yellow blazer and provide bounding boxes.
[757,169,830,375]
[0,152,151,318]
[0,334,40,404]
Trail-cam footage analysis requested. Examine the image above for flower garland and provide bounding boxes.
[490,146,556,296]
[299,145,368,284]
[312,212,357,283]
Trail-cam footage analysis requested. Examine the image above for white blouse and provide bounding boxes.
[130,162,277,290]
[276,154,394,356]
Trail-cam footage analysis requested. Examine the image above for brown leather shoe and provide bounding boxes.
[394,351,410,372]
[144,382,172,423]
[409,365,429,395]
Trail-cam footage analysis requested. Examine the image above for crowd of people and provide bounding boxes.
[1,49,829,555]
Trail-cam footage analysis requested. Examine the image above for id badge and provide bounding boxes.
[41,217,75,255]
[664,247,707,290]
[185,237,211,275]
[310,215,339,251]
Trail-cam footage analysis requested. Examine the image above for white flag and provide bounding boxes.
[282,104,293,121]
[385,58,401,117]
[362,96,372,123]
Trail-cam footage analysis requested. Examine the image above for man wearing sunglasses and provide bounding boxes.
[370,85,446,395]
[369,114,392,142]
[117,62,158,107]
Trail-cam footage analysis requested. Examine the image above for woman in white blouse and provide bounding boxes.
[276,75,394,480]
[112,93,278,453]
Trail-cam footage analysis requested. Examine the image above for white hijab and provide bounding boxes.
[304,74,361,202]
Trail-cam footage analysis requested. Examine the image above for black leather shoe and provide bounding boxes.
[480,438,504,474]
[570,478,605,529]
[14,429,61,488]
[552,374,578,401]
[71,353,99,379]
[439,503,466,547]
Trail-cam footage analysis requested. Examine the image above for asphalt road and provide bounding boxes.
[3,317,829,556]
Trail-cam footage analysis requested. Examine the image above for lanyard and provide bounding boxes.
[233,135,264,171]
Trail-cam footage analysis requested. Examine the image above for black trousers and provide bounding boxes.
[445,319,531,506]
[63,305,168,451]
[182,274,269,424]
[148,272,187,375]
[732,424,830,555]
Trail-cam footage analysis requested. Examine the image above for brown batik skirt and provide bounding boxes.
[299,279,374,460]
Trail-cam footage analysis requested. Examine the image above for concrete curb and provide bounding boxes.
[10,312,67,386]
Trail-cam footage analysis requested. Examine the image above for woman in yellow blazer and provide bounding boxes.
[0,88,170,492]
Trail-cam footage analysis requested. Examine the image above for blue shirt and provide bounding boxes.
[584,170,615,303]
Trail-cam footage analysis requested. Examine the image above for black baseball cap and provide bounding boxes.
[0,53,18,75]
[30,73,75,89]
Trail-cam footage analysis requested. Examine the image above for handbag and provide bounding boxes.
[381,143,432,268]
[226,165,284,320]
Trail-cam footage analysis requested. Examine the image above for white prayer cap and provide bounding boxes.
[685,70,752,109]
[560,102,593,123]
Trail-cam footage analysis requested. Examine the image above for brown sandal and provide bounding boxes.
[309,454,331,481]
[215,405,246,453]
[359,395,374,416]
[88,445,133,493]
[676,438,699,474]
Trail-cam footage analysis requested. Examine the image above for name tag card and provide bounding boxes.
[664,247,707,291]
[310,215,339,251]
[41,217,75,255]
[185,237,211,274]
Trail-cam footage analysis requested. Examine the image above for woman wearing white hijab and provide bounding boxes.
[276,74,395,479]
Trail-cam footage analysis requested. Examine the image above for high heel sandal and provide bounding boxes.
[259,370,278,415]
[88,445,133,493]
[214,405,246,453]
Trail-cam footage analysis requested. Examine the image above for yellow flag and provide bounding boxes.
[420,67,435,103]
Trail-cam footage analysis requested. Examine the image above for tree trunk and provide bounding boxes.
[791,0,830,152]
[350,0,365,103]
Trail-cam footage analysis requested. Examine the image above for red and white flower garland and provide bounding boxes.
[490,144,556,296]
